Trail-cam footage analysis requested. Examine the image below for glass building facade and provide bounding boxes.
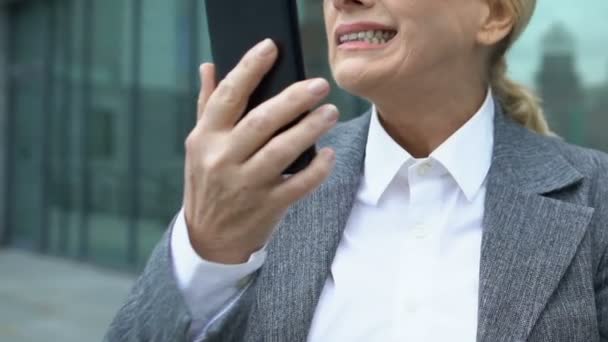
[0,0,367,270]
[1,0,607,271]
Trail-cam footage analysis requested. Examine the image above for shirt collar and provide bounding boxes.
[359,89,495,205]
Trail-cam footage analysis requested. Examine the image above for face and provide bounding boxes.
[323,0,502,99]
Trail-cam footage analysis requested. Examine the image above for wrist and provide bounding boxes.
[188,231,261,265]
[194,244,252,265]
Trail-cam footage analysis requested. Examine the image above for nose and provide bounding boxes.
[331,0,373,11]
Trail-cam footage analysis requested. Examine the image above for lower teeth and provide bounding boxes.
[342,33,395,45]
[361,38,388,44]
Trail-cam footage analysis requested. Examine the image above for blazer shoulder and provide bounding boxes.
[547,136,608,239]
[318,111,371,149]
[535,134,608,274]
[546,136,608,187]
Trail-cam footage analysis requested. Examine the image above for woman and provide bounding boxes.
[107,0,608,341]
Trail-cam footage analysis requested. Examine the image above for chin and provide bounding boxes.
[331,61,382,99]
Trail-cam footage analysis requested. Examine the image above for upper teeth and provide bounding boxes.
[339,30,396,44]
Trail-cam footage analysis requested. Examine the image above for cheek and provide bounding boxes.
[396,14,470,72]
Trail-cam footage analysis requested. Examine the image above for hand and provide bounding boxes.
[183,39,339,264]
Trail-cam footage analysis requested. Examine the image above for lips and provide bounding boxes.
[335,22,398,46]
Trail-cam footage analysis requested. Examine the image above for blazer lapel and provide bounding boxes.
[477,104,595,341]
[246,112,372,341]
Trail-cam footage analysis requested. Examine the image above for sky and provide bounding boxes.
[507,0,608,88]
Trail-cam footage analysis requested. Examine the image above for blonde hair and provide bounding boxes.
[490,0,552,135]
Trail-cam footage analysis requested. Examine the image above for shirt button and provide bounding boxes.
[412,224,429,239]
[417,162,432,176]
[405,302,419,314]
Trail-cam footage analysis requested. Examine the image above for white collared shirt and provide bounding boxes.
[171,90,495,341]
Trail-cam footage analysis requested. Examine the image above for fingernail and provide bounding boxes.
[308,79,329,96]
[322,105,339,122]
[257,39,275,56]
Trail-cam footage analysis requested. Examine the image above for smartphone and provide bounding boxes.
[204,0,317,175]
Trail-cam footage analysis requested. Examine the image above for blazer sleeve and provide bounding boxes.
[103,216,256,342]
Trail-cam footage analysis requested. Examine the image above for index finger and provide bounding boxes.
[202,39,278,130]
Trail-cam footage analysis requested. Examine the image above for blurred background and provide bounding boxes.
[0,0,606,341]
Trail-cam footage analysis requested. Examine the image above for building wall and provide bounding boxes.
[0,6,8,244]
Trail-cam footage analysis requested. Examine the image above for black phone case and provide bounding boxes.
[204,0,317,174]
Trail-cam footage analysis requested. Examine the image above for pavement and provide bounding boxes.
[0,249,135,342]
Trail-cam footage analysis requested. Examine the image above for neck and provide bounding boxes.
[371,77,488,158]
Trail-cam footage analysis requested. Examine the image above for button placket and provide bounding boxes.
[397,159,439,336]
[411,223,429,239]
[404,301,419,314]
[416,161,433,177]
[409,163,441,240]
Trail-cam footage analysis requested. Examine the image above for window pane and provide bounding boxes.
[65,0,87,259]
[45,0,88,259]
[87,0,132,267]
[10,1,48,248]
[137,0,187,267]
[48,0,69,256]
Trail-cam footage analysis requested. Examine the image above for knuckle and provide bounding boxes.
[245,110,269,131]
[240,53,256,70]
[184,131,200,152]
[267,189,283,207]
[202,152,228,172]
[197,97,206,109]
[290,178,310,197]
[264,140,290,163]
[284,85,306,104]
[215,79,243,107]
[309,114,326,130]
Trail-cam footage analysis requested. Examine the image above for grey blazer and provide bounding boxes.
[106,101,608,342]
